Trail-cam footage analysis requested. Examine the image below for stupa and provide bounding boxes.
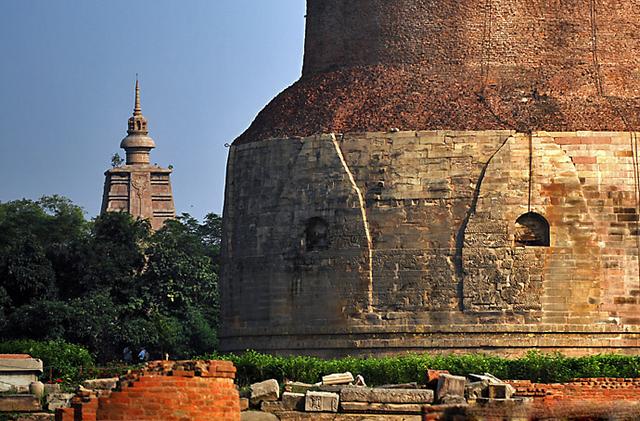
[220,0,640,356]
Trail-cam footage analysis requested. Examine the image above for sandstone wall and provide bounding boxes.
[221,130,640,355]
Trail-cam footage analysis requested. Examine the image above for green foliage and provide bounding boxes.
[0,196,221,362]
[0,339,94,384]
[205,350,640,387]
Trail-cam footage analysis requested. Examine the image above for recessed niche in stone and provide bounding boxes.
[305,217,329,251]
[515,212,550,247]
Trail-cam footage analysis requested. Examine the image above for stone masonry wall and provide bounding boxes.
[221,130,640,355]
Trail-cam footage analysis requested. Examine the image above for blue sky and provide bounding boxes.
[0,1,306,219]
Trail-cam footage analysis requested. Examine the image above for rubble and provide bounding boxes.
[305,391,339,412]
[250,379,280,405]
[436,373,466,403]
[341,386,434,404]
[321,372,354,385]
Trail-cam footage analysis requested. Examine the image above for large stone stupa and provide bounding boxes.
[220,0,640,356]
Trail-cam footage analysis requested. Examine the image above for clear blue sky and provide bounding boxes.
[0,1,306,220]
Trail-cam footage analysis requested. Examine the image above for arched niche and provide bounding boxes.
[305,217,329,251]
[515,212,550,247]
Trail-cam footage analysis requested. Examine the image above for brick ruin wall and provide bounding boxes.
[221,130,640,355]
[55,360,239,421]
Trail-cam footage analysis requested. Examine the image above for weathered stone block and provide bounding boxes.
[322,372,354,385]
[465,380,489,400]
[81,378,118,391]
[0,394,41,412]
[46,392,75,411]
[488,384,509,399]
[340,387,434,404]
[340,401,424,414]
[281,392,305,411]
[250,379,280,404]
[305,391,339,412]
[436,374,466,402]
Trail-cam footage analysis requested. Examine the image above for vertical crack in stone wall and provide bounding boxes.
[331,134,374,312]
[455,135,513,311]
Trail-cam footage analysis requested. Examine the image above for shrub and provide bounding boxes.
[203,350,640,387]
[0,339,94,384]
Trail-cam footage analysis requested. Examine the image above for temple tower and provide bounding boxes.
[221,0,640,356]
[101,80,176,230]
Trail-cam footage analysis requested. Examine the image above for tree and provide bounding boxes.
[0,197,222,362]
[111,153,124,168]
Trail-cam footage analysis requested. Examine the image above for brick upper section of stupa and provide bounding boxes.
[235,0,640,144]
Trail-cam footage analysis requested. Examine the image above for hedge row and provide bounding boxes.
[0,339,94,384]
[207,351,640,387]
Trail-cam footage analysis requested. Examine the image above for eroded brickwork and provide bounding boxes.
[55,360,239,421]
[236,0,640,144]
[221,130,640,355]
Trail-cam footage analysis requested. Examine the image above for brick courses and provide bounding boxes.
[55,360,239,421]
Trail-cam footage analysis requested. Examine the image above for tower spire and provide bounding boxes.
[121,76,155,165]
[133,75,142,116]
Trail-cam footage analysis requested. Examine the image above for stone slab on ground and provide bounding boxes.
[251,379,280,404]
[322,372,354,385]
[340,401,425,414]
[0,394,41,412]
[305,391,339,412]
[341,387,434,404]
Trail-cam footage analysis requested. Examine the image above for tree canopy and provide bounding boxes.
[0,196,221,362]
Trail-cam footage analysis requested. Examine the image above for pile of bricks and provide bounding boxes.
[55,360,239,421]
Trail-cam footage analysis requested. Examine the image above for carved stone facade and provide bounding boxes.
[220,0,640,355]
[101,81,175,230]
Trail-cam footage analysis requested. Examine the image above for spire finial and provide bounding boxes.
[134,75,142,116]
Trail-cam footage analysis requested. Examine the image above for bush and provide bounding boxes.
[203,350,640,387]
[0,339,94,384]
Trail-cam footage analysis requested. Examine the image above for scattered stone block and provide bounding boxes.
[260,401,284,412]
[46,392,75,411]
[469,373,515,398]
[322,372,354,385]
[436,374,466,402]
[81,378,118,390]
[250,379,280,405]
[281,392,305,411]
[340,401,424,414]
[305,391,339,412]
[488,384,509,399]
[465,380,489,400]
[341,387,434,404]
[239,397,249,411]
[427,369,449,388]
[439,394,467,405]
[284,381,313,394]
[0,394,41,412]
[354,374,366,386]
